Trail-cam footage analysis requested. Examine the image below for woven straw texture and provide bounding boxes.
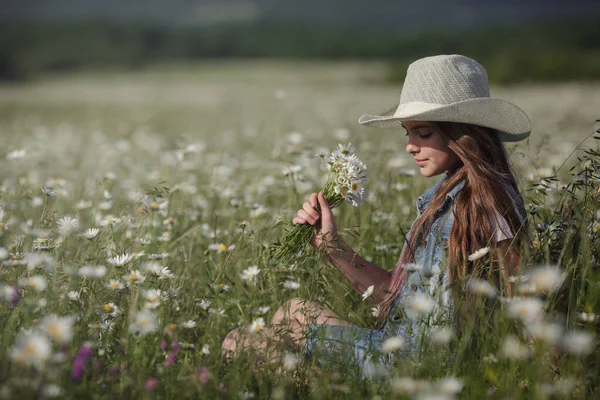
[358,55,531,142]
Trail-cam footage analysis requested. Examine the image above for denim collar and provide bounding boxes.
[416,173,465,215]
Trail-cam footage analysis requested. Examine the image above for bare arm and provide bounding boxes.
[293,191,392,303]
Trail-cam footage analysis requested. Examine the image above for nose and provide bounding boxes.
[405,138,420,155]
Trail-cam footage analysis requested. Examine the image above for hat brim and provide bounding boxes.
[358,98,531,142]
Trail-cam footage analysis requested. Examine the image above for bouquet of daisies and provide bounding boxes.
[270,143,368,264]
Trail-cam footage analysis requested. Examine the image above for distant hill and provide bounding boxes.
[3,0,600,31]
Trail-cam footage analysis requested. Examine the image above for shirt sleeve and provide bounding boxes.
[493,211,514,242]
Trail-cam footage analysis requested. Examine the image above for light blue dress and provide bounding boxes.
[303,173,525,370]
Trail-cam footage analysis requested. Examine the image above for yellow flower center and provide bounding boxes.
[149,202,159,210]
[128,275,139,283]
[217,244,227,252]
[340,187,348,196]
[351,183,358,191]
[103,304,114,313]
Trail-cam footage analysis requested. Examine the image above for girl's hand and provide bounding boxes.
[292,191,339,250]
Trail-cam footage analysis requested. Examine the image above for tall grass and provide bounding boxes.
[0,70,598,399]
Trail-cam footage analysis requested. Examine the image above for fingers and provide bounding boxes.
[317,192,333,220]
[292,193,321,225]
[296,209,318,225]
[309,192,318,208]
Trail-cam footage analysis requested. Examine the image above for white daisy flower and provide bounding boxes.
[102,303,119,317]
[381,336,404,353]
[201,344,210,355]
[526,265,563,293]
[181,320,197,329]
[67,291,80,301]
[254,306,270,315]
[249,317,265,332]
[107,253,134,267]
[124,270,145,285]
[502,336,530,360]
[405,293,435,316]
[437,377,463,395]
[10,332,52,369]
[129,311,157,335]
[562,331,594,355]
[78,265,107,278]
[240,266,261,282]
[361,285,374,301]
[468,247,490,261]
[148,252,169,259]
[198,299,212,310]
[57,216,79,236]
[40,315,75,345]
[467,278,497,298]
[142,289,162,310]
[371,306,381,318]
[18,275,47,292]
[283,280,301,290]
[507,297,544,323]
[106,279,125,290]
[81,228,100,240]
[282,353,299,370]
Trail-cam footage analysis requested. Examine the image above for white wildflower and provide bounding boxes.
[107,253,134,267]
[240,266,261,282]
[282,353,299,370]
[361,285,374,301]
[467,278,497,298]
[198,299,212,310]
[10,332,52,369]
[57,216,79,236]
[283,280,301,290]
[18,275,47,292]
[249,317,265,332]
[405,293,435,317]
[527,265,563,293]
[579,312,596,323]
[437,377,463,395]
[371,306,381,317]
[562,331,594,355]
[124,270,145,285]
[142,289,163,310]
[40,315,75,345]
[78,265,107,278]
[106,279,125,290]
[201,344,210,355]
[181,320,197,329]
[102,303,119,317]
[526,321,563,345]
[507,297,544,323]
[81,228,100,240]
[67,291,80,301]
[430,327,454,346]
[129,311,157,335]
[381,336,404,353]
[502,336,530,360]
[468,247,490,261]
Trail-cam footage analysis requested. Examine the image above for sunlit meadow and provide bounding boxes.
[0,61,599,399]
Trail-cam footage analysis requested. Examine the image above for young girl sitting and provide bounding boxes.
[221,54,529,368]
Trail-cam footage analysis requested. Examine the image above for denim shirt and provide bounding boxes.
[384,173,526,349]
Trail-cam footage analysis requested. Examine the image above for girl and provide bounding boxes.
[221,54,530,368]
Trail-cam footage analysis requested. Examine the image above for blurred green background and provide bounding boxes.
[1,0,600,84]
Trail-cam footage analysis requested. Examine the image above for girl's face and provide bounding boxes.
[402,121,461,177]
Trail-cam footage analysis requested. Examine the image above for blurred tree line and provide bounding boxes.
[0,16,599,83]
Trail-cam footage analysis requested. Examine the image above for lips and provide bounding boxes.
[415,158,427,167]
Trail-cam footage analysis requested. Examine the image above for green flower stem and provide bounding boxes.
[270,180,343,265]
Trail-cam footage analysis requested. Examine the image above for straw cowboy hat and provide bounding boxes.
[358,54,531,142]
